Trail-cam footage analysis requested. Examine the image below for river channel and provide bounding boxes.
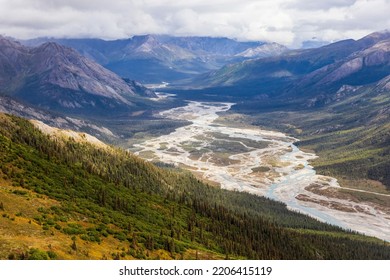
[132,100,390,241]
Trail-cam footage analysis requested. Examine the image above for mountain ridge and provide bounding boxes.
[23,35,288,83]
[1,30,390,260]
[188,31,390,100]
[0,36,157,116]
[165,31,390,190]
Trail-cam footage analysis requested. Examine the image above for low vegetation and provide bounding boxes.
[0,113,389,259]
[232,86,390,190]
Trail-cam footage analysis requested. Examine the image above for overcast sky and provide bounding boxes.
[0,0,389,47]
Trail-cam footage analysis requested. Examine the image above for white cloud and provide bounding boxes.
[0,0,388,47]
[283,0,358,10]
[286,0,390,46]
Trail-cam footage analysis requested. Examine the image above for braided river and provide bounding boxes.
[132,100,390,241]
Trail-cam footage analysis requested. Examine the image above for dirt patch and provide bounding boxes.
[305,184,359,202]
[294,164,305,170]
[251,166,271,173]
[296,194,358,213]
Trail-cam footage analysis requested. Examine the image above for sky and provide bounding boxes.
[0,0,389,48]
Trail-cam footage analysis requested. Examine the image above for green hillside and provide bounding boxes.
[0,113,389,259]
[231,84,390,190]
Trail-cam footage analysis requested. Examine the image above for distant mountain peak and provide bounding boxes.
[134,35,162,53]
[38,41,66,51]
[235,42,288,58]
[0,35,24,47]
[362,29,390,39]
[358,30,390,47]
[0,36,156,115]
[192,30,390,98]
[21,35,286,83]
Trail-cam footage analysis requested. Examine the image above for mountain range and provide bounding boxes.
[177,31,389,189]
[1,31,389,129]
[146,31,389,190]
[0,30,390,259]
[0,36,156,117]
[189,31,390,103]
[24,35,288,83]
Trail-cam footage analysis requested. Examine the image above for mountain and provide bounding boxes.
[0,96,117,142]
[292,34,390,97]
[167,31,390,191]
[23,35,287,83]
[301,38,331,49]
[1,31,390,260]
[191,31,390,101]
[0,36,156,116]
[183,31,390,189]
[1,112,389,259]
[235,42,288,58]
[376,74,390,91]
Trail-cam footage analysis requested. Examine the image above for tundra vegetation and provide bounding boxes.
[0,113,389,259]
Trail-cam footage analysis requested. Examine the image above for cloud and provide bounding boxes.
[0,0,388,47]
[283,0,358,10]
[286,0,390,46]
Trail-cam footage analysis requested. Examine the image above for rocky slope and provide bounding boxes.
[294,35,390,93]
[235,42,288,58]
[191,31,390,100]
[0,96,116,141]
[0,36,156,115]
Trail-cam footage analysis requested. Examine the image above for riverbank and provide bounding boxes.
[130,101,390,241]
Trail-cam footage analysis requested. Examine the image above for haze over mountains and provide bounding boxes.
[0,31,388,120]
[190,31,390,103]
[15,30,389,106]
[0,31,388,138]
[24,35,288,83]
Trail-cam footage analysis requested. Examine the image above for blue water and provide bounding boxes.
[265,144,346,228]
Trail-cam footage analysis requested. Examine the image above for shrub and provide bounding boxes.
[28,248,49,260]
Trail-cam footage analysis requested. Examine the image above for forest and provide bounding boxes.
[0,113,389,260]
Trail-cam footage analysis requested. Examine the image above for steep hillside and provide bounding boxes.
[290,36,390,97]
[0,96,116,142]
[1,113,389,259]
[297,82,390,188]
[0,36,156,116]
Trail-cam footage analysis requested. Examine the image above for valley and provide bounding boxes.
[4,112,389,260]
[131,98,390,241]
[0,31,389,259]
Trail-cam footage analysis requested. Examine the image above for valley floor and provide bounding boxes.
[130,100,390,241]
